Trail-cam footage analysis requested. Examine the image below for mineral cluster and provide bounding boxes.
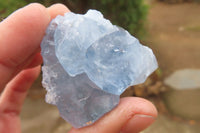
[41,9,158,128]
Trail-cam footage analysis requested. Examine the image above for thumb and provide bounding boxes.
[69,97,157,133]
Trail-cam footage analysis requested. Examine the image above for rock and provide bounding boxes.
[162,89,200,120]
[41,9,158,128]
[164,69,200,90]
[163,69,200,120]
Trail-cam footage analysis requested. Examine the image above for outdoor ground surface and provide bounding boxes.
[21,1,200,133]
[143,1,200,133]
[147,1,200,77]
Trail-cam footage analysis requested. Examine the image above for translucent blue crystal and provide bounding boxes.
[41,9,158,128]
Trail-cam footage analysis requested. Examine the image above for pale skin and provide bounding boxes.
[0,3,157,133]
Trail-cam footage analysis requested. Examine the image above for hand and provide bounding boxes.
[0,3,157,133]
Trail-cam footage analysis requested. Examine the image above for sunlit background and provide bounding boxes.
[1,0,200,133]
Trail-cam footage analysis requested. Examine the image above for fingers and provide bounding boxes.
[0,66,40,116]
[25,4,70,69]
[69,97,157,133]
[47,3,70,19]
[25,52,43,69]
[0,3,50,90]
[0,3,70,91]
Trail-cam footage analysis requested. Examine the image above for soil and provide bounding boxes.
[145,2,200,129]
[147,1,200,77]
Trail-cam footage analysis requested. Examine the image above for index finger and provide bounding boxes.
[0,3,70,90]
[0,3,50,90]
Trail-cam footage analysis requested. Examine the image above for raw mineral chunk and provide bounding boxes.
[41,9,158,128]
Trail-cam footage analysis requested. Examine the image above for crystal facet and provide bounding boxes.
[41,9,158,128]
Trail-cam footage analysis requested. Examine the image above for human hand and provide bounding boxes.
[0,3,157,133]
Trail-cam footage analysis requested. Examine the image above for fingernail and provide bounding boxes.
[121,114,156,133]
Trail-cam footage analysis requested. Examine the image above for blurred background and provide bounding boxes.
[1,0,200,132]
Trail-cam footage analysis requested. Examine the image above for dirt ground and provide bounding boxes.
[147,1,200,77]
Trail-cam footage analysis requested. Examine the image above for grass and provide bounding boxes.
[185,25,200,32]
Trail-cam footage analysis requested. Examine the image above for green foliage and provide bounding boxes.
[0,0,148,38]
[95,0,148,38]
[0,0,28,18]
[69,0,148,38]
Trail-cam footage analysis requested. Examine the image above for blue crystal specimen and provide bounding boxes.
[41,9,158,128]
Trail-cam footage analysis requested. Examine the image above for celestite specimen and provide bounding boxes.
[41,9,158,128]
